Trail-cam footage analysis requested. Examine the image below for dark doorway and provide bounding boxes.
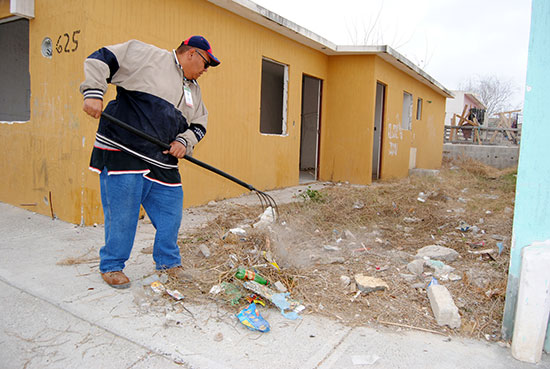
[372,82,386,180]
[300,75,322,183]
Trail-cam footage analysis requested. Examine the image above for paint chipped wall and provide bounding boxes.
[0,0,98,224]
[0,0,446,225]
[321,54,446,183]
[373,56,445,178]
[0,0,329,224]
[322,55,376,184]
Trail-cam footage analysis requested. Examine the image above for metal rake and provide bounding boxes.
[100,112,278,218]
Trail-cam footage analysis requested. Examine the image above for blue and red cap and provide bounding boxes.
[182,36,220,67]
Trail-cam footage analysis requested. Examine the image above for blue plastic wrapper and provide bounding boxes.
[236,303,270,332]
[272,293,301,320]
[497,242,504,255]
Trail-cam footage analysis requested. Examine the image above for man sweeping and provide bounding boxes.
[80,36,220,288]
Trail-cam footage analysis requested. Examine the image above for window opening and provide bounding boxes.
[416,98,423,120]
[260,58,288,135]
[0,18,30,121]
[402,91,412,130]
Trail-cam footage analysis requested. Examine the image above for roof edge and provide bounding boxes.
[208,0,453,98]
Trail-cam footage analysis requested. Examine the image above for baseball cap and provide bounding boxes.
[182,36,220,67]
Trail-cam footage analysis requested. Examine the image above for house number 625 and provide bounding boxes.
[55,30,81,53]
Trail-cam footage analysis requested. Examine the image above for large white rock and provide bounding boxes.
[354,274,388,293]
[407,259,424,275]
[416,245,459,262]
[427,284,461,328]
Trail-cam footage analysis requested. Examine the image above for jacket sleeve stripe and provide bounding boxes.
[88,47,120,83]
[190,124,206,142]
[83,89,104,100]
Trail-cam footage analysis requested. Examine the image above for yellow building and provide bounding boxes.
[0,0,452,225]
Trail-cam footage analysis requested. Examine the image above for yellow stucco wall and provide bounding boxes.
[0,0,446,225]
[373,56,445,179]
[321,55,376,184]
[0,0,329,224]
[321,54,446,183]
[0,0,10,18]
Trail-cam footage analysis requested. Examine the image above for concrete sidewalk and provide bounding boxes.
[0,198,548,369]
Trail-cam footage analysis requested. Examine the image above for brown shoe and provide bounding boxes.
[161,266,192,282]
[101,271,131,289]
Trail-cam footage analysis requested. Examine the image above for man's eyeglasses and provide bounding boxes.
[195,49,210,69]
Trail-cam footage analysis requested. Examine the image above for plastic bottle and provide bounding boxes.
[235,267,268,285]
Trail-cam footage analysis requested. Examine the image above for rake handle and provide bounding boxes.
[100,112,256,192]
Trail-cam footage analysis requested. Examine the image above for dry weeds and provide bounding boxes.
[166,157,516,341]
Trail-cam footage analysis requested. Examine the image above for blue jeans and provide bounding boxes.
[99,169,183,273]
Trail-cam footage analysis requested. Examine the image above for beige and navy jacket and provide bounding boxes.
[80,39,208,172]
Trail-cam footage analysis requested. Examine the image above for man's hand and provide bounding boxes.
[83,98,103,119]
[163,141,187,159]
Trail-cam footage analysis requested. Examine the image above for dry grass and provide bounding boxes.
[166,157,516,340]
[57,249,99,265]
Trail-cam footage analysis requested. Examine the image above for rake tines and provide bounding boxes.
[254,189,279,222]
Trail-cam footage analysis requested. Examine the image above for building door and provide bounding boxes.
[299,75,322,183]
[372,82,386,180]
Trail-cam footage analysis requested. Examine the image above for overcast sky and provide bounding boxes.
[252,0,532,107]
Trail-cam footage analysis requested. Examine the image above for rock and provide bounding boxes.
[354,274,388,293]
[198,244,211,258]
[427,284,461,328]
[340,275,351,287]
[449,273,462,281]
[353,200,365,209]
[425,259,455,279]
[416,245,459,262]
[326,257,345,264]
[208,200,217,207]
[407,259,425,275]
[400,273,417,282]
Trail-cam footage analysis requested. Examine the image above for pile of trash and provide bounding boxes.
[135,206,307,333]
[132,159,516,340]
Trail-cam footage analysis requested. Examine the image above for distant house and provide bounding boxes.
[445,90,487,125]
[0,0,452,225]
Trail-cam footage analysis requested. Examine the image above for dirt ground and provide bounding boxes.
[164,157,516,341]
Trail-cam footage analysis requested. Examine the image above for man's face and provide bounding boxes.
[183,48,210,80]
